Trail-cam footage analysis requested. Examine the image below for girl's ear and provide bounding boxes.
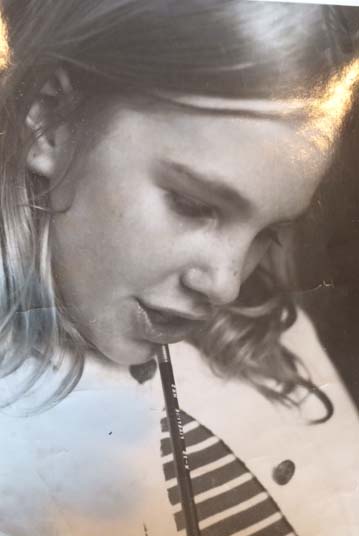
[25,68,76,180]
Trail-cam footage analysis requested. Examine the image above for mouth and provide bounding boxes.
[134,299,206,345]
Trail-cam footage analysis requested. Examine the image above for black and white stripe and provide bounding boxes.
[160,410,297,536]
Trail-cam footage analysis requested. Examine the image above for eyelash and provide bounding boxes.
[166,191,217,220]
[166,190,283,247]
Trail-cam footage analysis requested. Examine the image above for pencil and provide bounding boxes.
[157,344,200,536]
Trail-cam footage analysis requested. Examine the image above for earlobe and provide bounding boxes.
[25,68,76,180]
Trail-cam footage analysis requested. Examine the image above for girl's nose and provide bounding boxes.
[181,258,242,307]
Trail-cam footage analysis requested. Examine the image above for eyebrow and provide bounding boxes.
[158,159,253,215]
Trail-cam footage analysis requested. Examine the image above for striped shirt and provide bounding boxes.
[160,409,297,536]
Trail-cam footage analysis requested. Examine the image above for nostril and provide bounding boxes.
[181,264,242,307]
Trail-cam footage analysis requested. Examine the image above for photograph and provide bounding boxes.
[0,1,358,535]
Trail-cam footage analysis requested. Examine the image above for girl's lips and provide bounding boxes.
[134,300,204,345]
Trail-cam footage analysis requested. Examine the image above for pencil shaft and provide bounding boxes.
[158,345,200,536]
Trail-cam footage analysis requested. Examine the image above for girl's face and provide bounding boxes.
[49,100,327,366]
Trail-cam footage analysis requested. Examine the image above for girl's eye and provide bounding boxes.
[166,191,217,220]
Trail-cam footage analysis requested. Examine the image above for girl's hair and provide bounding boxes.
[0,0,355,415]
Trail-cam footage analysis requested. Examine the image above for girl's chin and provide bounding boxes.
[95,337,159,367]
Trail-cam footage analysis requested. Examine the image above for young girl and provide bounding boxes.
[0,1,358,535]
